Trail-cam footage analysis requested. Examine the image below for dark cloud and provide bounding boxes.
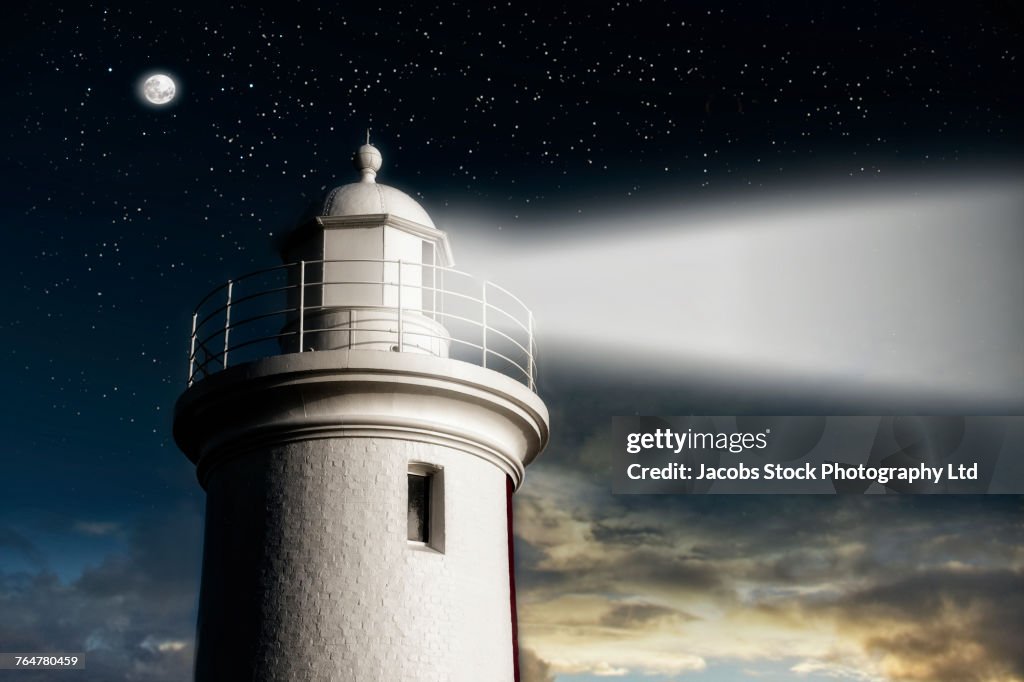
[619,549,725,592]
[816,569,1024,682]
[73,521,122,537]
[599,602,698,629]
[515,467,1024,679]
[516,525,725,600]
[519,647,556,682]
[0,508,202,682]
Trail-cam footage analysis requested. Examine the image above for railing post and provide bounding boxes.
[222,280,233,368]
[438,268,444,323]
[298,260,305,353]
[527,309,534,391]
[431,260,437,321]
[482,281,488,368]
[397,259,404,352]
[188,311,198,387]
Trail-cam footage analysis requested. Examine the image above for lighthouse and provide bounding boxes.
[173,142,549,681]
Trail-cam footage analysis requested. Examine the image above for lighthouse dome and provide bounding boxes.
[316,143,435,228]
[320,183,435,227]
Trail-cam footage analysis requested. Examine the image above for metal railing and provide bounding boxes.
[186,259,537,391]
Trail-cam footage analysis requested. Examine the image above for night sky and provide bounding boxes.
[2,3,1023,681]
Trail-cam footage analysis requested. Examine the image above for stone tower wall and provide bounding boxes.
[194,436,515,682]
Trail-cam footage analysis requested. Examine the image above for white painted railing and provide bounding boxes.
[187,259,537,391]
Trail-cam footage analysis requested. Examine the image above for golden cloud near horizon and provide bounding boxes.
[513,468,1024,682]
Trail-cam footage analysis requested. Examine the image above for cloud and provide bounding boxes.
[815,568,1024,682]
[520,647,556,682]
[791,658,884,680]
[598,602,698,629]
[73,521,122,537]
[513,464,1024,681]
[0,508,202,682]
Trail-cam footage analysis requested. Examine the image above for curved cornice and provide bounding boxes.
[174,350,549,490]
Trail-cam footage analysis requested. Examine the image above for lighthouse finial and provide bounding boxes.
[353,133,382,183]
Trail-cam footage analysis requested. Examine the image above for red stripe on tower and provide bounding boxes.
[507,475,521,682]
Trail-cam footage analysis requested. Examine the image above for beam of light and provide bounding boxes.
[446,174,1024,405]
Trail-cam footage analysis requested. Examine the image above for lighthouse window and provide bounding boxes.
[407,464,444,551]
[422,242,435,313]
[407,472,431,543]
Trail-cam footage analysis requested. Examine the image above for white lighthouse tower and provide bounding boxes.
[173,142,549,681]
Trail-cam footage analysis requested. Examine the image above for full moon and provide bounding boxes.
[142,74,176,105]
